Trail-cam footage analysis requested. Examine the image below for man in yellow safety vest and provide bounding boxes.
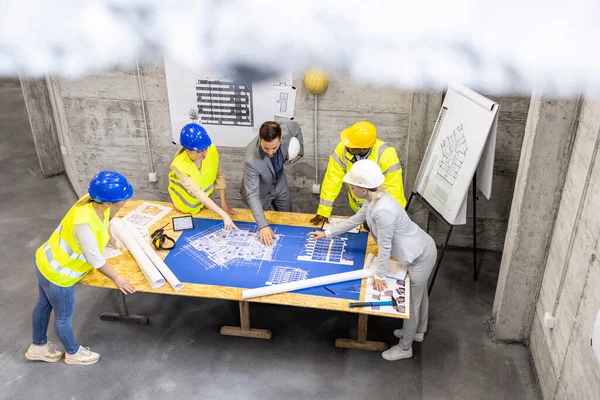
[310,121,406,226]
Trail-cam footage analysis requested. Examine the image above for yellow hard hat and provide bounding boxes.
[304,68,329,95]
[340,121,377,148]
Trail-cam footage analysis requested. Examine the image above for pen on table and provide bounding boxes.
[324,286,337,296]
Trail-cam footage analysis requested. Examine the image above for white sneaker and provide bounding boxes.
[64,346,101,365]
[25,342,63,363]
[393,329,424,342]
[382,345,413,361]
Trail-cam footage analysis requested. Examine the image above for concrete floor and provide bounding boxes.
[0,80,542,400]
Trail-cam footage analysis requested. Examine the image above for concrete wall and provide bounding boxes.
[20,78,65,177]
[492,95,580,342]
[530,98,600,400]
[49,63,529,251]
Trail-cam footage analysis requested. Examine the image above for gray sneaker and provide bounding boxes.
[382,345,413,361]
[393,329,424,342]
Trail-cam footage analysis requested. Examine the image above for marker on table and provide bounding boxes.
[324,286,337,296]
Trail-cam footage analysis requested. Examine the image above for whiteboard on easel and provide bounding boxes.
[413,84,500,225]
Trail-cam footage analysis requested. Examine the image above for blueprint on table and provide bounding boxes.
[163,219,370,299]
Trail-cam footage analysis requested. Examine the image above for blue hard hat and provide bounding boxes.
[180,123,212,151]
[88,171,134,203]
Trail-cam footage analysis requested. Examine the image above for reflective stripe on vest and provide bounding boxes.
[344,141,388,209]
[53,223,87,262]
[168,146,219,213]
[384,162,402,175]
[331,151,345,168]
[377,143,390,163]
[43,243,86,278]
[35,200,110,287]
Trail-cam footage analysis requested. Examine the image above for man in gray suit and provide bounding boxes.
[240,121,304,246]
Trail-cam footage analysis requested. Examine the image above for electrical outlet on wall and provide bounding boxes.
[312,184,321,194]
[148,172,158,182]
[543,312,556,329]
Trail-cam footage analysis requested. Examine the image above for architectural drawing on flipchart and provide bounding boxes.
[195,78,254,126]
[437,124,468,186]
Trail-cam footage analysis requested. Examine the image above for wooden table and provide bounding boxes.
[80,200,408,352]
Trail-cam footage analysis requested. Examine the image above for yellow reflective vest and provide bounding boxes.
[168,146,219,214]
[317,139,406,218]
[36,199,110,287]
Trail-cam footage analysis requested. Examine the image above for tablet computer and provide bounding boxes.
[172,216,194,231]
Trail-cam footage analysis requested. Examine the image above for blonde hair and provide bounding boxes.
[368,186,387,202]
[75,193,101,206]
[174,146,186,157]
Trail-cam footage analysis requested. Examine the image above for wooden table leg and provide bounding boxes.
[220,301,272,340]
[335,314,388,351]
[100,290,149,325]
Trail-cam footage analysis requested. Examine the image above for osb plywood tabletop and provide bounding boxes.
[80,200,408,319]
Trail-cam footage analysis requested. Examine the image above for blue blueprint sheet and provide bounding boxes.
[163,218,369,300]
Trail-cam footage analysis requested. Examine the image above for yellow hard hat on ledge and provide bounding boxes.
[340,121,377,148]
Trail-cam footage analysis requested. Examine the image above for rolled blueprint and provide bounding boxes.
[110,218,166,288]
[242,254,375,300]
[124,221,183,291]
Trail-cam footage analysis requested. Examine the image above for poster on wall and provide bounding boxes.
[164,60,293,147]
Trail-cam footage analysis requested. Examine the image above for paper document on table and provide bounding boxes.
[102,242,122,259]
[322,217,360,234]
[364,260,410,317]
[122,202,172,238]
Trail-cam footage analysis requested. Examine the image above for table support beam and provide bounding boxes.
[100,290,149,325]
[220,301,272,340]
[335,314,388,351]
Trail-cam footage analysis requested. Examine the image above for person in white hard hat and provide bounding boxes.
[308,159,437,361]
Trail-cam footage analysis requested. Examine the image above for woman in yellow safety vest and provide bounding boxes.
[26,171,136,366]
[168,123,237,230]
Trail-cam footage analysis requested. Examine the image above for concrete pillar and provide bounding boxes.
[20,78,64,177]
[492,92,581,341]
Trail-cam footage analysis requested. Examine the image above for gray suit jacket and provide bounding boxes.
[240,121,304,229]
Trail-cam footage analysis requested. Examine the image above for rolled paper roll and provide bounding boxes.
[124,221,183,291]
[110,218,165,288]
[242,254,375,300]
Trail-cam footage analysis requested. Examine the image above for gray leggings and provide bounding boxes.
[399,237,437,349]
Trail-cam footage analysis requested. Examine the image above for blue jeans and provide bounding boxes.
[32,263,79,354]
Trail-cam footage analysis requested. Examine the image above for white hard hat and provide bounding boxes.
[343,159,384,189]
[288,136,301,160]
